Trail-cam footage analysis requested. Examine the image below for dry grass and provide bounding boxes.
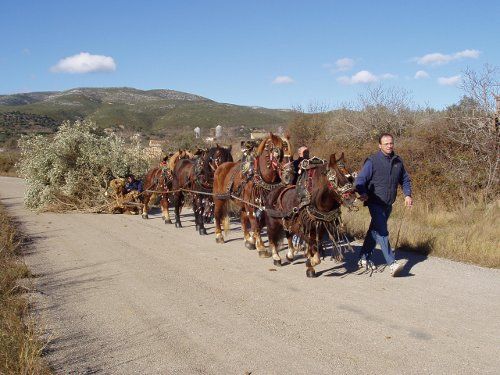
[343,198,500,268]
[0,150,20,176]
[0,205,50,374]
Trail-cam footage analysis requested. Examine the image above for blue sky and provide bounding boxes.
[1,0,498,109]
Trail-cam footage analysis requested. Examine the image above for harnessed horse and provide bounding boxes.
[172,145,233,234]
[264,153,357,277]
[212,133,293,257]
[141,150,193,223]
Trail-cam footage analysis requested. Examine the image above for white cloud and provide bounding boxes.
[324,57,355,73]
[415,49,480,66]
[380,73,397,80]
[437,75,461,86]
[335,57,355,72]
[454,49,480,59]
[337,70,396,85]
[415,70,429,79]
[272,75,294,84]
[51,52,116,73]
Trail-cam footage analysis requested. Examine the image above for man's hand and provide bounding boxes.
[357,193,368,202]
[404,196,413,207]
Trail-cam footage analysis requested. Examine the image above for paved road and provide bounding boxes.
[1,176,499,374]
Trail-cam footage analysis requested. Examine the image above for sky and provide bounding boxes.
[1,0,498,109]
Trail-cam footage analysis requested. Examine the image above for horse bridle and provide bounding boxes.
[300,157,356,197]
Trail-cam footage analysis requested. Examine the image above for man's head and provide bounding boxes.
[126,174,135,183]
[378,133,394,156]
[298,146,309,159]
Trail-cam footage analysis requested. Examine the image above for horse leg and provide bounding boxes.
[247,210,270,258]
[142,193,150,219]
[305,259,316,278]
[196,195,207,235]
[285,231,296,262]
[268,220,283,266]
[305,243,321,278]
[192,196,200,231]
[160,194,172,224]
[241,210,256,250]
[214,199,225,244]
[174,192,183,228]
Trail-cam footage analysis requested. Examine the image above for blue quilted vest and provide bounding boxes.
[367,151,404,206]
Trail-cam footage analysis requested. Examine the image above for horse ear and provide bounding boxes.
[216,143,219,148]
[284,130,291,140]
[227,144,232,152]
[329,153,337,167]
[337,152,345,162]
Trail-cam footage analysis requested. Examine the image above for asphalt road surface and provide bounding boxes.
[1,176,499,374]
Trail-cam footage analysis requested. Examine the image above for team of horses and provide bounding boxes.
[139,134,357,277]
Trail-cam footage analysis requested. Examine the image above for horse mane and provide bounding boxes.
[256,133,282,156]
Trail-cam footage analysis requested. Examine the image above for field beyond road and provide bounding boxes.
[1,176,499,374]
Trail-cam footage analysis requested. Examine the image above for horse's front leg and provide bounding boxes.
[267,217,283,266]
[285,230,297,263]
[305,241,321,278]
[160,193,172,224]
[196,195,207,235]
[253,210,269,257]
[214,198,225,244]
[141,193,150,219]
[241,209,255,250]
[248,208,270,258]
[174,192,183,228]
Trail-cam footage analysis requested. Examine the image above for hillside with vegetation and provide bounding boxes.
[0,87,292,139]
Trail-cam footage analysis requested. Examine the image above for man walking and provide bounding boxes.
[355,133,413,276]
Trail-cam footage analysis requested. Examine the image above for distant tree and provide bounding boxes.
[331,85,416,145]
[445,65,499,198]
[288,103,329,151]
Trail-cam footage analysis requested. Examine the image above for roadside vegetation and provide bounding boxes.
[290,65,499,267]
[0,204,49,374]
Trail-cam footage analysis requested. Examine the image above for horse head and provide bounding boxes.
[255,133,291,183]
[207,144,233,172]
[325,153,357,208]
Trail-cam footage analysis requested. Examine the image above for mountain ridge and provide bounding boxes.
[0,87,293,136]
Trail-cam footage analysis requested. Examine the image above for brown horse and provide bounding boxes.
[264,153,357,277]
[212,133,293,256]
[172,145,233,234]
[141,150,193,223]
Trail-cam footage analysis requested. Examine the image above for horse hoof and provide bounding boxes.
[175,221,182,228]
[199,228,208,235]
[273,259,282,267]
[164,219,172,224]
[245,241,256,250]
[195,224,200,231]
[286,255,294,262]
[216,236,225,244]
[142,214,149,219]
[258,250,271,258]
[306,269,317,278]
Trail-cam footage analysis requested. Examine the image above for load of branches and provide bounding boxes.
[17,119,152,212]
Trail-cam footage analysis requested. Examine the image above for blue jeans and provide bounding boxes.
[360,203,395,265]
